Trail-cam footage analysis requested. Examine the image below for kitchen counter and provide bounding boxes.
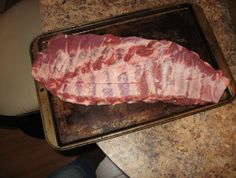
[39,0,236,177]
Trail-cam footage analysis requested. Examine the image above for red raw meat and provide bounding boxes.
[32,34,230,105]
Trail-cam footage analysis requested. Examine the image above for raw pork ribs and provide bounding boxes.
[32,34,229,105]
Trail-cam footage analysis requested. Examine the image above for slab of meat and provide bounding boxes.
[32,34,229,106]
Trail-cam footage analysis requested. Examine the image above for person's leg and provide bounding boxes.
[48,158,96,178]
[48,144,105,178]
[96,157,129,178]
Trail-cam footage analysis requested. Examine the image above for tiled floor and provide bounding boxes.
[0,0,39,116]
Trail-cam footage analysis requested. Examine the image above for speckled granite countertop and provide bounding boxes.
[40,0,236,177]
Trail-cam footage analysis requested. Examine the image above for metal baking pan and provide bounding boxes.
[30,3,236,150]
